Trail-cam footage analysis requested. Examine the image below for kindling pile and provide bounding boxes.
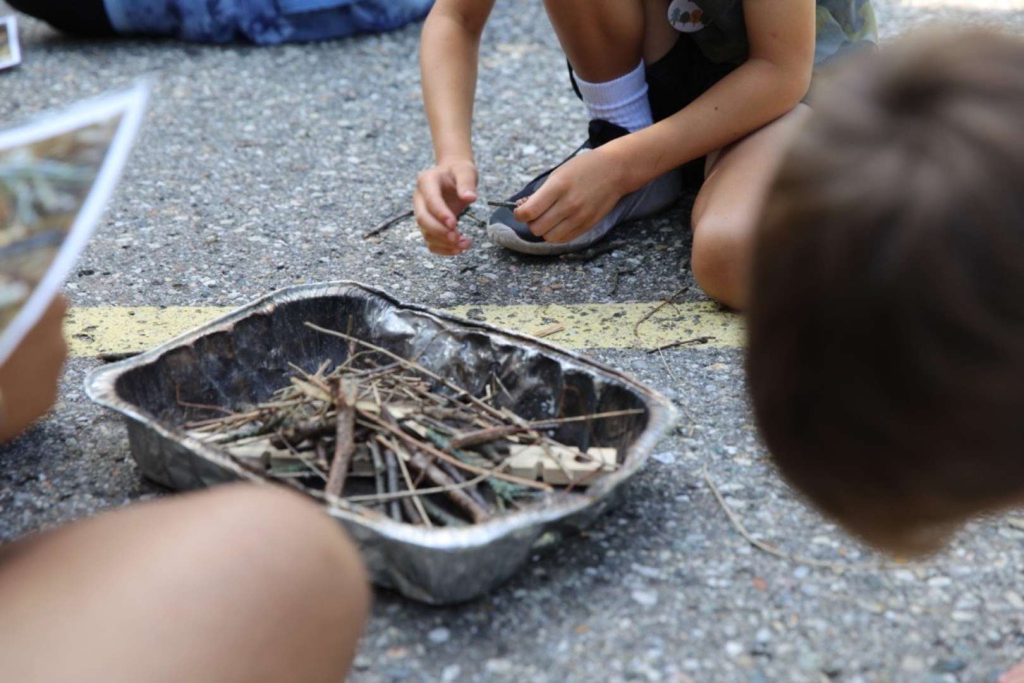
[184,322,634,528]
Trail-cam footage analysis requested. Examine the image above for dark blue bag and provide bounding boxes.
[105,0,434,44]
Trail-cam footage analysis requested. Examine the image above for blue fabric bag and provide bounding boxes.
[104,0,434,44]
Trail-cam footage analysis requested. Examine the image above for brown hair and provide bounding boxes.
[746,29,1024,557]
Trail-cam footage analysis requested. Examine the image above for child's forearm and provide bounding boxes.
[420,2,493,164]
[607,57,812,192]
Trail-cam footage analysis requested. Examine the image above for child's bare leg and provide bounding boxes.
[690,104,813,309]
[542,0,679,76]
[0,484,370,683]
[542,0,645,81]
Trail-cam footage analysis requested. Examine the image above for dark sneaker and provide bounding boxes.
[487,119,682,256]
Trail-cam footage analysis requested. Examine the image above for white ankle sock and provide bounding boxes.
[573,60,653,133]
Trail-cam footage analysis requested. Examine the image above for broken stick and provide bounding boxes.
[325,381,356,497]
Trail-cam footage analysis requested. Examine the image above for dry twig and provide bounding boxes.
[326,381,356,497]
[702,465,858,572]
[363,209,414,239]
[633,286,689,337]
[646,336,715,354]
[180,321,633,529]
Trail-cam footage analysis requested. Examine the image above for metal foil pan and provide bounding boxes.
[86,282,676,604]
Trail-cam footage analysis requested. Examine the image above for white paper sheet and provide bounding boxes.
[0,15,22,71]
[0,82,149,365]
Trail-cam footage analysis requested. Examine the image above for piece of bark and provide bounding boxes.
[325,382,356,497]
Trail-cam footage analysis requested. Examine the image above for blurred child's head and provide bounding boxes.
[746,29,1024,557]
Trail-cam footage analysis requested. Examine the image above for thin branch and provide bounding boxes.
[448,409,643,449]
[633,286,689,337]
[363,209,414,239]
[646,336,715,354]
[361,410,552,491]
[325,382,356,497]
[383,435,432,527]
[702,465,860,572]
[304,322,514,425]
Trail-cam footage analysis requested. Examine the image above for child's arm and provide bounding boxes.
[413,0,496,256]
[0,296,67,442]
[516,0,816,243]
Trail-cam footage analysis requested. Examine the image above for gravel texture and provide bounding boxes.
[2,1,1023,681]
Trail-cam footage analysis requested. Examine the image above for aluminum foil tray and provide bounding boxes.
[86,282,676,604]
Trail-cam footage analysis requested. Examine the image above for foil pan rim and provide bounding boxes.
[85,281,678,551]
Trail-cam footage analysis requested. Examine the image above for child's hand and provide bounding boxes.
[1001,661,1024,683]
[413,159,478,256]
[513,148,626,244]
[0,296,68,442]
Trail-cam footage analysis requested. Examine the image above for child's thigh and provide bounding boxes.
[692,103,812,233]
[0,484,369,683]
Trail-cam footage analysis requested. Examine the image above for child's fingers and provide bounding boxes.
[1000,662,1024,683]
[426,235,467,256]
[414,192,461,245]
[453,165,478,203]
[513,181,559,224]
[424,226,471,255]
[543,215,589,244]
[416,170,458,229]
[524,200,572,239]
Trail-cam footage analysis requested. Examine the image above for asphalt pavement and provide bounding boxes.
[1,1,1023,681]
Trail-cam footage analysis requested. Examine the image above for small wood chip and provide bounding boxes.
[532,322,565,339]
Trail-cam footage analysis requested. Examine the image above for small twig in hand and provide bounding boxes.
[486,200,519,209]
[459,207,488,228]
[646,336,715,354]
[363,209,414,239]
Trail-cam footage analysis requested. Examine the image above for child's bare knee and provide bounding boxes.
[691,217,750,308]
[216,485,365,572]
[194,485,371,671]
[194,484,370,612]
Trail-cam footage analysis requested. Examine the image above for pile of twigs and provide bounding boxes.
[184,322,633,527]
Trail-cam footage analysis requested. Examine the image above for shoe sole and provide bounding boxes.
[486,222,599,256]
[487,169,682,256]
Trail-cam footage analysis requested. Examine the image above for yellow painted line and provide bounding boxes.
[447,302,744,349]
[65,301,744,357]
[66,307,228,358]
